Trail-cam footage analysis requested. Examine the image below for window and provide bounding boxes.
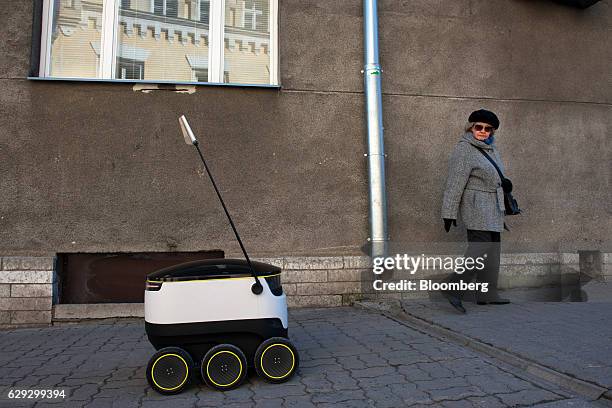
[154,0,178,18]
[37,0,278,85]
[224,0,273,84]
[192,68,229,83]
[117,58,144,80]
[193,68,208,82]
[243,0,266,31]
[200,0,210,24]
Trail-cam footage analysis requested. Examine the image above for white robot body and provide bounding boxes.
[145,275,288,328]
[144,259,290,363]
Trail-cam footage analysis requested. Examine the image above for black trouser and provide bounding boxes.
[448,230,501,302]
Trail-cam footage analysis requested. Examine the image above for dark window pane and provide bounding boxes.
[117,58,144,80]
[154,0,164,15]
[153,0,177,17]
[166,0,178,17]
[194,68,208,82]
[200,1,210,24]
[121,0,131,9]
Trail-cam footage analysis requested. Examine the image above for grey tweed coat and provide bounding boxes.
[441,132,506,232]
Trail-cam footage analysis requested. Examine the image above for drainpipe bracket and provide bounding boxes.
[364,64,383,76]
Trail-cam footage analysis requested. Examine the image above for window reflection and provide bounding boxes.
[224,0,270,84]
[46,0,273,85]
[115,0,209,82]
[49,0,103,78]
[153,0,178,18]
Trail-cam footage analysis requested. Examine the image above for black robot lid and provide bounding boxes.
[147,258,281,282]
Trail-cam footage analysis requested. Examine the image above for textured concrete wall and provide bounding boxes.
[0,0,610,258]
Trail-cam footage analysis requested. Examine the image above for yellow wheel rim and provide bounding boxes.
[151,353,189,391]
[260,343,295,380]
[206,350,243,387]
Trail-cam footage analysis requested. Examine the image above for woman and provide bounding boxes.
[441,109,511,313]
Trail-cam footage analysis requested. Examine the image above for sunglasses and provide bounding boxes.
[473,124,494,132]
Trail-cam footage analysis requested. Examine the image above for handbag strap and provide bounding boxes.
[474,146,506,182]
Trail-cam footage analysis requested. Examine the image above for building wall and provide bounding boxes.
[0,0,610,260]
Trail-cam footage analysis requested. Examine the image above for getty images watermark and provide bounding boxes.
[371,254,489,293]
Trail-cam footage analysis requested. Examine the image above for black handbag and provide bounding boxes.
[475,147,522,216]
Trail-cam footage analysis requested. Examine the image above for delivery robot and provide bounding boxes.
[144,116,299,394]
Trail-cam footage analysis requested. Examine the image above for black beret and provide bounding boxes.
[468,109,500,129]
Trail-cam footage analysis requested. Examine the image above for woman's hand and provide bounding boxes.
[444,218,457,232]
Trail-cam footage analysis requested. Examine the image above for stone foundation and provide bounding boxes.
[0,257,54,328]
[256,256,371,308]
[1,253,610,328]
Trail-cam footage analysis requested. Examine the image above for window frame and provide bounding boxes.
[36,0,279,86]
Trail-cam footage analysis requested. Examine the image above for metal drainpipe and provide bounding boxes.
[363,0,388,258]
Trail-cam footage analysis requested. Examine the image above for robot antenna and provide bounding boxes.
[178,115,262,294]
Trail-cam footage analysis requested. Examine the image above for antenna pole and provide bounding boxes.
[193,142,263,293]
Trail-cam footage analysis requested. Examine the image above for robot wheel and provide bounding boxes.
[146,346,194,394]
[254,337,299,383]
[201,344,247,391]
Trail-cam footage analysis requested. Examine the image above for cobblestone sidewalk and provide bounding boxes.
[400,300,612,395]
[0,307,603,407]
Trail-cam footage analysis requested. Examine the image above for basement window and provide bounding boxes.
[32,0,278,86]
[55,251,224,304]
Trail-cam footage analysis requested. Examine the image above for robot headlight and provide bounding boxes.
[145,280,163,291]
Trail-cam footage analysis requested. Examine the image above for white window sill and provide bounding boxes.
[27,76,281,89]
